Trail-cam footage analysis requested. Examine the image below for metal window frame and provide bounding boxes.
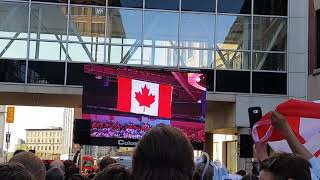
[0,0,290,94]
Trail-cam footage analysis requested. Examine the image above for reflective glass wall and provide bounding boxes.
[0,0,288,94]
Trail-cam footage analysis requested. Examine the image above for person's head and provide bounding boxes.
[46,167,64,180]
[63,160,75,169]
[259,153,311,180]
[13,150,26,156]
[65,174,89,180]
[94,163,130,180]
[193,162,213,180]
[49,160,65,172]
[65,165,80,179]
[236,170,247,176]
[9,151,46,180]
[0,163,35,180]
[98,156,116,171]
[241,174,258,180]
[132,124,195,180]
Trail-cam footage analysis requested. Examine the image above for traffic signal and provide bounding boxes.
[6,106,15,123]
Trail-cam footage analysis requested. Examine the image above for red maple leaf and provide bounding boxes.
[135,85,155,110]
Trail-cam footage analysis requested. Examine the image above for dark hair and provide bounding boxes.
[241,174,258,180]
[99,157,116,171]
[13,150,26,156]
[260,153,311,180]
[193,163,213,180]
[65,174,89,180]
[0,163,35,180]
[236,170,247,176]
[9,152,46,180]
[65,165,80,179]
[132,124,195,180]
[63,160,75,169]
[46,167,64,180]
[94,163,130,180]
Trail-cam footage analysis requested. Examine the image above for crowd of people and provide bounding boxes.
[0,112,319,180]
[91,121,151,139]
[91,121,205,142]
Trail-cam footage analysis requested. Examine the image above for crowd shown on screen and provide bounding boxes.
[0,114,319,180]
[91,121,205,142]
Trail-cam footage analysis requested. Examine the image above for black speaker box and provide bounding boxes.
[73,119,91,145]
[239,134,254,158]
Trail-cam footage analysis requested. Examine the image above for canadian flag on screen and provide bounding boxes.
[252,99,320,157]
[117,77,173,118]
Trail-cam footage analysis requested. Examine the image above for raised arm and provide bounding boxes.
[270,111,313,160]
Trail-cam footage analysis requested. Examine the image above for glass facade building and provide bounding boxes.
[0,0,290,95]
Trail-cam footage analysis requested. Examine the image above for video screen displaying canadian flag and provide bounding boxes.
[82,64,207,149]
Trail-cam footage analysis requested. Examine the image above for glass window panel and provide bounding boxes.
[107,8,142,45]
[30,3,68,41]
[181,0,216,12]
[254,0,287,16]
[0,59,26,83]
[216,50,250,70]
[0,39,27,59]
[109,45,141,64]
[143,47,178,66]
[252,72,287,94]
[253,17,287,51]
[31,0,68,3]
[108,0,143,8]
[29,41,66,61]
[67,63,84,85]
[69,6,106,43]
[180,13,214,48]
[68,43,105,62]
[216,15,251,50]
[218,0,251,14]
[0,2,29,39]
[70,0,106,5]
[253,52,286,71]
[144,11,179,47]
[180,49,213,68]
[145,0,179,10]
[27,61,65,85]
[216,70,250,93]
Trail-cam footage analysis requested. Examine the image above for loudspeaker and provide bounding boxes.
[248,107,262,129]
[239,134,254,158]
[73,119,91,145]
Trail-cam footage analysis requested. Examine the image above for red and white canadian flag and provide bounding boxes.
[117,77,173,118]
[252,99,320,157]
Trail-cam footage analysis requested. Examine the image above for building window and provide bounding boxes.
[49,146,51,151]
[253,17,287,52]
[41,146,43,150]
[218,0,251,14]
[180,13,214,49]
[30,3,67,41]
[145,0,179,10]
[53,146,55,151]
[144,11,179,47]
[254,0,287,16]
[45,146,47,151]
[182,0,216,12]
[216,15,251,51]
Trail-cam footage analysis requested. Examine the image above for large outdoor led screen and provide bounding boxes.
[82,64,207,149]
